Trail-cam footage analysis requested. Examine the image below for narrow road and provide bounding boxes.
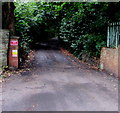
[2,49,118,111]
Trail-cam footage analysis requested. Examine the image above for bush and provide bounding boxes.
[14,2,120,62]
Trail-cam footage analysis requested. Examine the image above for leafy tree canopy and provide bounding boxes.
[14,2,120,60]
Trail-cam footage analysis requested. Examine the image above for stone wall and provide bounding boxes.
[100,47,119,78]
[0,29,9,74]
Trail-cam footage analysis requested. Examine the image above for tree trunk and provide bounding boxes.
[2,2,15,35]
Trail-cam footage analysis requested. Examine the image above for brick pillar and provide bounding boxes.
[8,36,19,69]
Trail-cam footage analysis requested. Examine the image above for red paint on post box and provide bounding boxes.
[10,40,18,46]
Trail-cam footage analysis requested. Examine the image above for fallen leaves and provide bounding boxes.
[0,67,33,83]
[0,50,35,82]
[60,48,99,70]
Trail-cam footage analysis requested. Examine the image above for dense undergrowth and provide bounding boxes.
[14,2,120,62]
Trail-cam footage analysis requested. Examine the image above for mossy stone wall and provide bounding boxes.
[0,29,9,74]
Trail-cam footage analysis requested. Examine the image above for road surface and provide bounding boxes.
[2,49,118,111]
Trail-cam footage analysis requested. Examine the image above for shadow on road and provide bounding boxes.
[31,38,60,50]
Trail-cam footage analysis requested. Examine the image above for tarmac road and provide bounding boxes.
[2,49,118,111]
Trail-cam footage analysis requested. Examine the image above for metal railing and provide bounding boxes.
[107,22,120,48]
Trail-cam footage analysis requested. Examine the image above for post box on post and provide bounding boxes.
[8,36,19,69]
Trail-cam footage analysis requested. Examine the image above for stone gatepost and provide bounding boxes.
[100,47,119,78]
[0,29,9,74]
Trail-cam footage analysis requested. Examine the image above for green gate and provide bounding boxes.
[107,22,120,48]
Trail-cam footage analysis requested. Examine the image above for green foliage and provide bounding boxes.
[14,2,63,60]
[59,2,120,58]
[14,2,120,61]
[14,2,36,59]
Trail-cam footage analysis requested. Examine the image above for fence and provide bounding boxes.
[107,22,120,48]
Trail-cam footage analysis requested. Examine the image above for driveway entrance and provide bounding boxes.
[2,49,118,111]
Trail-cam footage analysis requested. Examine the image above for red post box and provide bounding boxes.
[8,36,19,69]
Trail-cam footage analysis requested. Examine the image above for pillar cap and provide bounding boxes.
[0,29,9,32]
